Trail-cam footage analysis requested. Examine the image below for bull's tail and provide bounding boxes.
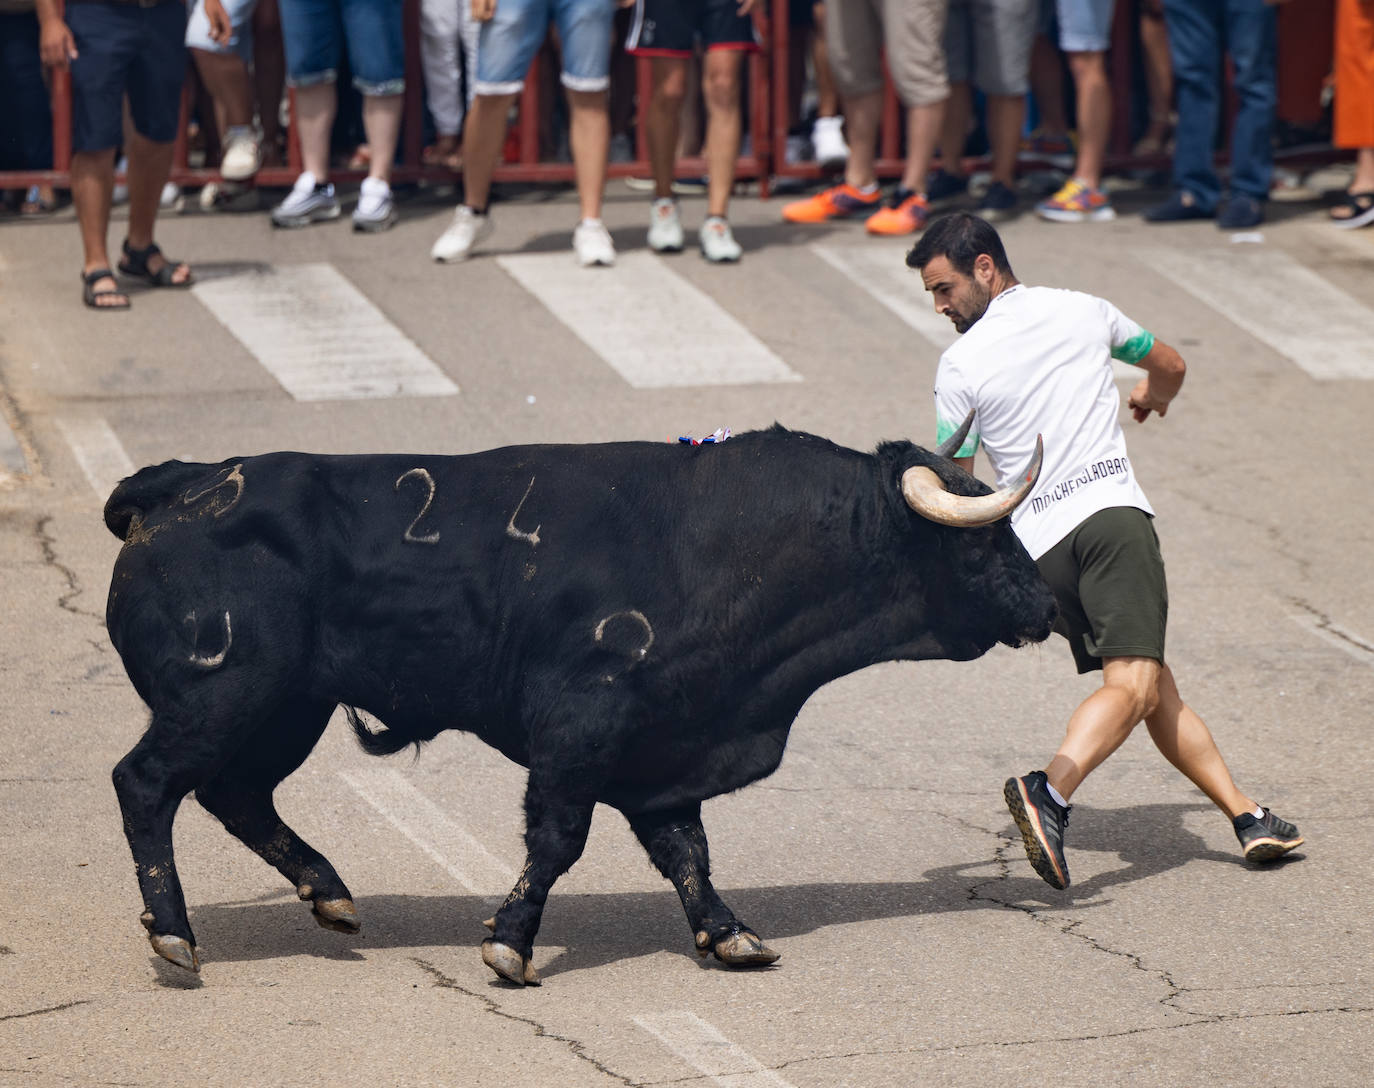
[103,460,217,540]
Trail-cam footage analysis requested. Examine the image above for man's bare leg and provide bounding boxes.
[1045,656,1160,801]
[567,87,609,221]
[71,148,127,306]
[123,129,189,282]
[462,92,517,210]
[1144,664,1255,817]
[701,49,742,219]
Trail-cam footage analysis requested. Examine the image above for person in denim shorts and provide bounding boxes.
[36,0,193,310]
[429,0,621,267]
[270,0,405,231]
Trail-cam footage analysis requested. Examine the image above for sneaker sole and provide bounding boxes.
[1004,778,1070,889]
[353,210,398,233]
[271,205,342,229]
[1332,203,1374,230]
[1243,835,1304,862]
[1036,206,1117,223]
[649,240,684,254]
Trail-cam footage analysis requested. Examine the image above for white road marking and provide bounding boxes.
[811,242,959,352]
[192,263,460,401]
[1134,246,1374,380]
[1288,612,1374,664]
[634,1012,798,1087]
[0,411,26,477]
[496,251,801,388]
[55,416,134,500]
[339,767,514,895]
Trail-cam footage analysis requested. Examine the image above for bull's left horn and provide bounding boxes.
[902,435,1043,528]
[935,409,975,459]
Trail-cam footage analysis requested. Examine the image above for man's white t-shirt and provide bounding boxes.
[933,283,1157,560]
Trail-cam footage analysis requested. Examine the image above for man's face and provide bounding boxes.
[920,254,994,334]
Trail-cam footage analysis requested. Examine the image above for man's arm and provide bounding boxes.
[35,0,77,69]
[952,455,975,475]
[1127,338,1186,423]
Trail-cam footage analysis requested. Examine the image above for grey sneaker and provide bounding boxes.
[1004,771,1071,889]
[430,205,493,262]
[699,216,742,263]
[271,172,340,228]
[220,125,262,181]
[352,176,397,232]
[1233,808,1303,862]
[648,198,684,252]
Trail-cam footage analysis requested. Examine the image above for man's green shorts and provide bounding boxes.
[1034,505,1167,675]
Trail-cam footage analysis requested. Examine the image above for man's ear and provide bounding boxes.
[973,253,997,287]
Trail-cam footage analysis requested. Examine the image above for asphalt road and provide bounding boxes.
[2,175,1373,1087]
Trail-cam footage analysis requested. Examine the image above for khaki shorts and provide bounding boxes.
[826,0,950,107]
[1035,506,1168,675]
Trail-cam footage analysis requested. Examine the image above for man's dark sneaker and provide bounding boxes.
[1004,771,1071,889]
[1144,189,1214,222]
[926,168,969,204]
[1217,193,1265,230]
[1233,808,1304,862]
[978,180,1018,221]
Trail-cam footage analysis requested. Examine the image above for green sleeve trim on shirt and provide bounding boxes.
[936,415,980,459]
[1111,329,1155,365]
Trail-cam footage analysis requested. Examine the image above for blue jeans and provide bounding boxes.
[1162,0,1277,208]
[475,0,616,94]
[279,0,405,94]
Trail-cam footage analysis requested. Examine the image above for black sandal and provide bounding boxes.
[82,268,131,311]
[117,239,195,287]
[1329,190,1374,230]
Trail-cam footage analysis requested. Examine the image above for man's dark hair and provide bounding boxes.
[906,212,1014,278]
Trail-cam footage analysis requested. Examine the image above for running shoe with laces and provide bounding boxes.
[572,218,616,267]
[1036,177,1115,223]
[782,182,881,224]
[271,171,340,228]
[699,216,742,262]
[352,176,397,232]
[865,189,930,235]
[978,180,1019,220]
[430,204,492,262]
[1004,771,1071,889]
[1233,808,1304,862]
[648,198,684,252]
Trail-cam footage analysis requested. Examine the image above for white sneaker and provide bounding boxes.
[352,176,397,232]
[647,198,684,253]
[430,204,492,262]
[573,218,616,267]
[812,115,849,172]
[160,181,183,213]
[220,125,261,181]
[271,172,341,228]
[699,216,742,263]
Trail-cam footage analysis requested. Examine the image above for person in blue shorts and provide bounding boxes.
[37,0,194,310]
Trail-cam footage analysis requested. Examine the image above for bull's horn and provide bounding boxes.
[935,409,975,459]
[902,435,1043,528]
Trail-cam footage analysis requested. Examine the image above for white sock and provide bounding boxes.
[1252,805,1265,819]
[579,217,604,228]
[1046,781,1069,808]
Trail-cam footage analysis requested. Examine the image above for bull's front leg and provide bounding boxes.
[482,779,595,986]
[628,805,779,967]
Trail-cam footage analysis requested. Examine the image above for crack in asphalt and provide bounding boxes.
[34,515,105,625]
[0,1000,92,1023]
[1290,598,1374,658]
[411,958,638,1086]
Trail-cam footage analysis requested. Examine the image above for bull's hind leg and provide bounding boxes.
[193,699,359,935]
[628,805,779,967]
[482,778,596,987]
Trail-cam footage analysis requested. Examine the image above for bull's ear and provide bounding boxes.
[935,409,975,459]
[902,435,1043,527]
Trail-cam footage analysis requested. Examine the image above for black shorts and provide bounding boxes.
[1034,506,1168,675]
[626,0,760,55]
[66,0,188,153]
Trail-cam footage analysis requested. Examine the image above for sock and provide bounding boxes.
[1045,781,1069,808]
[1252,805,1265,819]
[579,217,604,228]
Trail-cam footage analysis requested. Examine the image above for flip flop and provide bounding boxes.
[117,239,194,287]
[82,268,131,311]
[1329,190,1374,230]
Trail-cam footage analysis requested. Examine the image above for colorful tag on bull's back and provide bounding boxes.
[675,427,732,446]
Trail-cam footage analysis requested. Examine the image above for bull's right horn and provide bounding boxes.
[902,435,1043,528]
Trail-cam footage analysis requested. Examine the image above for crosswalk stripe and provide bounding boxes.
[634,1012,798,1087]
[811,242,959,352]
[496,251,801,388]
[192,263,460,401]
[1134,246,1374,380]
[55,416,134,500]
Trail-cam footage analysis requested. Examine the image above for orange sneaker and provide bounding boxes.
[865,191,930,235]
[782,183,882,223]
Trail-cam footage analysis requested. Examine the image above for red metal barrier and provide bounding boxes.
[0,0,1345,196]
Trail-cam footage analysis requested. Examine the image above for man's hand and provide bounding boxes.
[737,0,758,12]
[205,0,233,44]
[39,17,77,69]
[472,0,497,20]
[1127,377,1170,422]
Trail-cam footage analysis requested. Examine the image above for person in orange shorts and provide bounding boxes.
[1330,0,1374,229]
[782,0,950,235]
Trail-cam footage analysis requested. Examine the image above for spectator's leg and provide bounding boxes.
[843,89,882,189]
[701,49,743,218]
[900,100,944,194]
[461,92,517,211]
[1028,30,1069,137]
[812,2,840,120]
[72,150,119,288]
[1064,51,1108,188]
[1222,0,1276,202]
[191,49,256,135]
[1161,0,1222,207]
[253,0,287,161]
[124,131,185,285]
[294,82,337,181]
[361,93,403,183]
[1136,0,1173,152]
[985,93,1026,190]
[567,87,610,221]
[938,81,973,176]
[647,58,690,200]
[420,0,464,160]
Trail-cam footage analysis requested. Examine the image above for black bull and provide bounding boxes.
[102,426,1056,984]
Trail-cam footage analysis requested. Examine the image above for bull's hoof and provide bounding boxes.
[149,933,200,973]
[311,897,361,934]
[713,930,780,967]
[481,940,541,986]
